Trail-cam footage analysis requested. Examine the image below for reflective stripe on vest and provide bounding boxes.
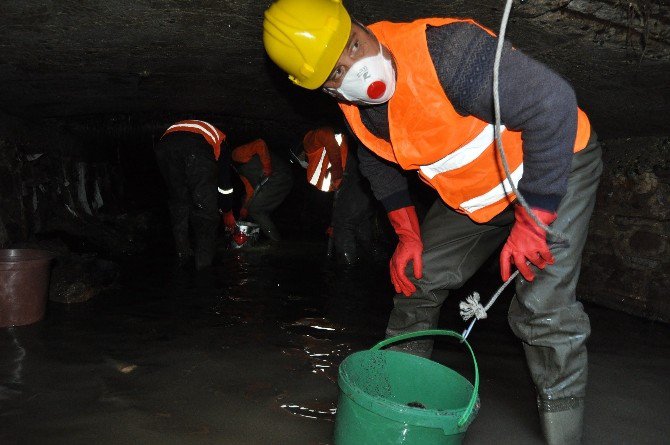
[306,133,344,192]
[309,149,332,192]
[163,120,225,160]
[461,164,523,213]
[418,124,527,214]
[339,18,591,223]
[420,124,505,178]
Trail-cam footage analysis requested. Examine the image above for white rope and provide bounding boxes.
[460,270,519,341]
[459,292,487,321]
[457,0,522,343]
[492,0,569,245]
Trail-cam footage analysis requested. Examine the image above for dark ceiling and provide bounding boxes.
[0,0,668,139]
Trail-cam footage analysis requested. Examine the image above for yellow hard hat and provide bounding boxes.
[263,0,351,90]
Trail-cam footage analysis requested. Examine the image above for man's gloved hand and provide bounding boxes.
[500,205,557,282]
[332,177,342,191]
[388,206,423,297]
[239,207,249,220]
[221,210,236,232]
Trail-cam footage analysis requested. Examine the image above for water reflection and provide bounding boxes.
[280,403,337,420]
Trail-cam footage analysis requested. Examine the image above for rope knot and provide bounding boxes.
[459,292,488,321]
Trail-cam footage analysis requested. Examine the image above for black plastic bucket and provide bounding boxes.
[0,249,54,328]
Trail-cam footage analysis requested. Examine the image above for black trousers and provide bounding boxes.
[237,154,293,241]
[386,134,603,412]
[331,154,375,262]
[155,132,219,269]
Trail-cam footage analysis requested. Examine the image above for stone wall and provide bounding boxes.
[579,136,670,322]
[0,113,149,256]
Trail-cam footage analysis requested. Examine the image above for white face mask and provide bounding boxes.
[328,43,396,105]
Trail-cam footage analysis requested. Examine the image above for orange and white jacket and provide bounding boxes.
[232,138,273,205]
[303,127,348,192]
[339,19,591,223]
[162,119,227,161]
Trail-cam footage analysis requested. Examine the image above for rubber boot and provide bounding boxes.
[539,400,584,445]
[194,247,215,271]
[252,212,281,242]
[192,215,218,271]
[337,251,359,267]
[170,205,191,256]
[385,289,449,359]
[333,226,359,266]
[262,226,281,242]
[175,252,194,270]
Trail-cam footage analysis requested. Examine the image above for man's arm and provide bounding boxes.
[357,142,423,296]
[357,142,412,212]
[217,140,234,213]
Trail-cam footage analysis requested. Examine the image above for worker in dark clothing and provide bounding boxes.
[155,119,236,270]
[232,138,293,242]
[294,127,374,265]
[263,1,603,443]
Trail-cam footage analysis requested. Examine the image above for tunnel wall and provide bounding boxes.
[1,113,668,322]
[0,112,155,256]
[0,112,333,254]
[0,0,668,320]
[579,136,670,322]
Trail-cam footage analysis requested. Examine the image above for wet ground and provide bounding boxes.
[1,238,668,444]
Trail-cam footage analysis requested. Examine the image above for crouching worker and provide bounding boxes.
[263,0,603,443]
[295,126,374,265]
[232,138,293,241]
[155,119,236,270]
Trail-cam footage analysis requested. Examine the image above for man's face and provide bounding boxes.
[321,23,391,91]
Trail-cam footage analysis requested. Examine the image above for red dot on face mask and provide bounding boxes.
[367,81,386,99]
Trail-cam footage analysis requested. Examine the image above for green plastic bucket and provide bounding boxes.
[333,329,479,445]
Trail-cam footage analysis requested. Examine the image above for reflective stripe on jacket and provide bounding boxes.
[339,18,591,223]
[303,129,348,192]
[162,120,226,160]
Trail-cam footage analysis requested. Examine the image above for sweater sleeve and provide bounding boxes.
[357,142,412,212]
[426,23,578,212]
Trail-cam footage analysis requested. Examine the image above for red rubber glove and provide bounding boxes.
[221,210,236,232]
[239,207,248,220]
[388,206,423,297]
[500,206,557,282]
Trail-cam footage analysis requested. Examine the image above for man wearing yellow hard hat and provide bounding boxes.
[264,1,602,443]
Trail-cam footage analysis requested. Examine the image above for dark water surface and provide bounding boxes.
[1,240,668,444]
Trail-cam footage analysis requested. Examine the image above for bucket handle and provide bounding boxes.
[370,329,479,429]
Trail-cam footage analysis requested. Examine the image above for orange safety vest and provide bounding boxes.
[304,131,348,192]
[162,120,226,161]
[339,18,591,223]
[231,139,273,204]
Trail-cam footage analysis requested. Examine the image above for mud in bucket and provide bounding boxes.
[0,249,54,328]
[334,329,479,445]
